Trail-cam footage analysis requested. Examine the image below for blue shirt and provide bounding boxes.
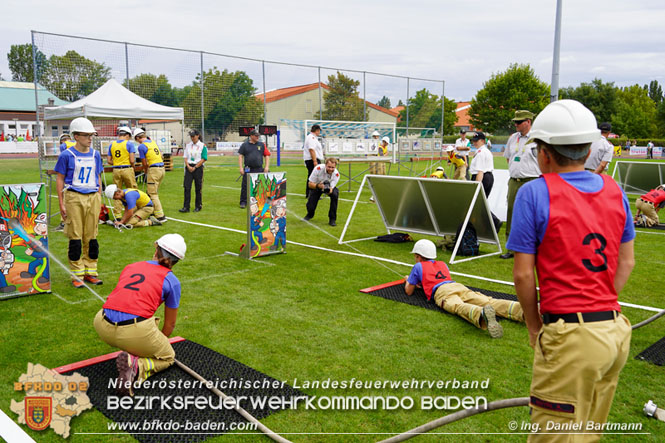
[54,147,103,193]
[104,261,181,322]
[507,171,635,254]
[122,189,152,210]
[407,261,455,294]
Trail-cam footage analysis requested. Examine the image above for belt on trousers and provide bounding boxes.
[103,314,148,326]
[640,198,654,206]
[149,164,164,168]
[542,310,618,324]
[114,166,131,169]
[188,163,198,167]
[510,177,537,183]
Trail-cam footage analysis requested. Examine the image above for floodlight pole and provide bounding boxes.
[200,51,205,136]
[262,60,267,124]
[550,0,563,102]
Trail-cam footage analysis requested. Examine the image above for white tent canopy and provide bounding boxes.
[43,78,184,121]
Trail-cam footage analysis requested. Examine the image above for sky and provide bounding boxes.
[1,0,665,104]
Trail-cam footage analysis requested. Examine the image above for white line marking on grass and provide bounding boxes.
[635,229,665,236]
[168,218,663,313]
[210,185,370,203]
[181,269,256,283]
[0,408,35,443]
[51,292,96,305]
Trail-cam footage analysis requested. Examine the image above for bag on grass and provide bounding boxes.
[444,222,479,256]
[374,233,413,243]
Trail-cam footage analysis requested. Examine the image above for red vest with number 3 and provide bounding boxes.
[103,261,171,318]
[420,260,452,300]
[536,173,625,314]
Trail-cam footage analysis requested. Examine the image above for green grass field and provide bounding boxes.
[1,154,664,442]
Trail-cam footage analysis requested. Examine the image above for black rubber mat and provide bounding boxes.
[643,223,665,230]
[361,281,517,314]
[635,335,665,366]
[63,340,303,442]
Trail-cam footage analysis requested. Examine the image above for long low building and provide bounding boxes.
[0,81,68,138]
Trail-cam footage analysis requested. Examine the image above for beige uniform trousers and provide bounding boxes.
[636,199,659,226]
[528,314,631,443]
[112,168,137,216]
[94,309,175,382]
[453,164,467,180]
[126,206,155,227]
[146,166,165,218]
[64,191,101,278]
[433,282,524,328]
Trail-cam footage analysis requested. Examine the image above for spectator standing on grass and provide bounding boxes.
[303,157,340,226]
[303,124,324,198]
[453,129,470,179]
[238,129,270,209]
[509,100,634,441]
[501,110,539,260]
[469,132,502,231]
[134,128,167,223]
[179,130,207,213]
[584,122,614,174]
[54,117,104,288]
[94,234,185,396]
[405,239,524,339]
[647,140,654,159]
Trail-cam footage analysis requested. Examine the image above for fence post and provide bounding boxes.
[363,71,366,120]
[262,60,267,124]
[200,51,205,137]
[318,67,322,118]
[124,42,130,89]
[441,80,445,137]
[406,77,410,137]
[31,31,41,138]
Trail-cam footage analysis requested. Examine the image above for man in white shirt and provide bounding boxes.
[303,157,340,226]
[501,110,539,259]
[303,124,324,198]
[454,130,471,179]
[469,132,502,231]
[585,122,614,174]
[179,129,207,213]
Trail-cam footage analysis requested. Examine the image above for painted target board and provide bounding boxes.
[243,173,287,259]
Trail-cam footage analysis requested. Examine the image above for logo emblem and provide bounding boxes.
[25,397,52,431]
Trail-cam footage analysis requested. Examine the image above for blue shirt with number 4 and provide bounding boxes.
[54,147,104,194]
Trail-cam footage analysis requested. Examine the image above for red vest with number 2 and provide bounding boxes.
[103,261,171,318]
[536,173,625,314]
[420,260,452,300]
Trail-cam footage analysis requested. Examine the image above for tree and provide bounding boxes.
[397,88,458,134]
[318,72,367,121]
[7,44,47,82]
[125,73,178,106]
[656,100,665,137]
[40,50,111,101]
[644,80,663,104]
[397,99,405,107]
[181,67,263,139]
[560,78,619,124]
[377,96,391,109]
[469,63,549,134]
[612,84,657,138]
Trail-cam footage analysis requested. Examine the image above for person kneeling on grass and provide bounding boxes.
[105,184,162,228]
[93,234,186,396]
[404,239,524,338]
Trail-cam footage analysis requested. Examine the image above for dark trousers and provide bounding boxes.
[306,187,339,222]
[304,159,323,198]
[183,166,203,210]
[240,167,264,204]
[472,171,501,231]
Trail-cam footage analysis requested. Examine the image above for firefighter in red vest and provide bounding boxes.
[509,100,635,440]
[634,185,665,227]
[404,239,524,338]
[93,234,186,396]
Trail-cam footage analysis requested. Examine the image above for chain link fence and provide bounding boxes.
[31,31,445,151]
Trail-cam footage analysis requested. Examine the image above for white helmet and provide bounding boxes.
[132,128,146,139]
[69,117,96,134]
[156,233,186,259]
[381,136,390,144]
[411,239,437,259]
[528,99,600,145]
[657,184,665,191]
[436,166,444,171]
[59,133,71,141]
[104,184,118,199]
[117,126,133,136]
[444,146,455,152]
[371,130,381,137]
